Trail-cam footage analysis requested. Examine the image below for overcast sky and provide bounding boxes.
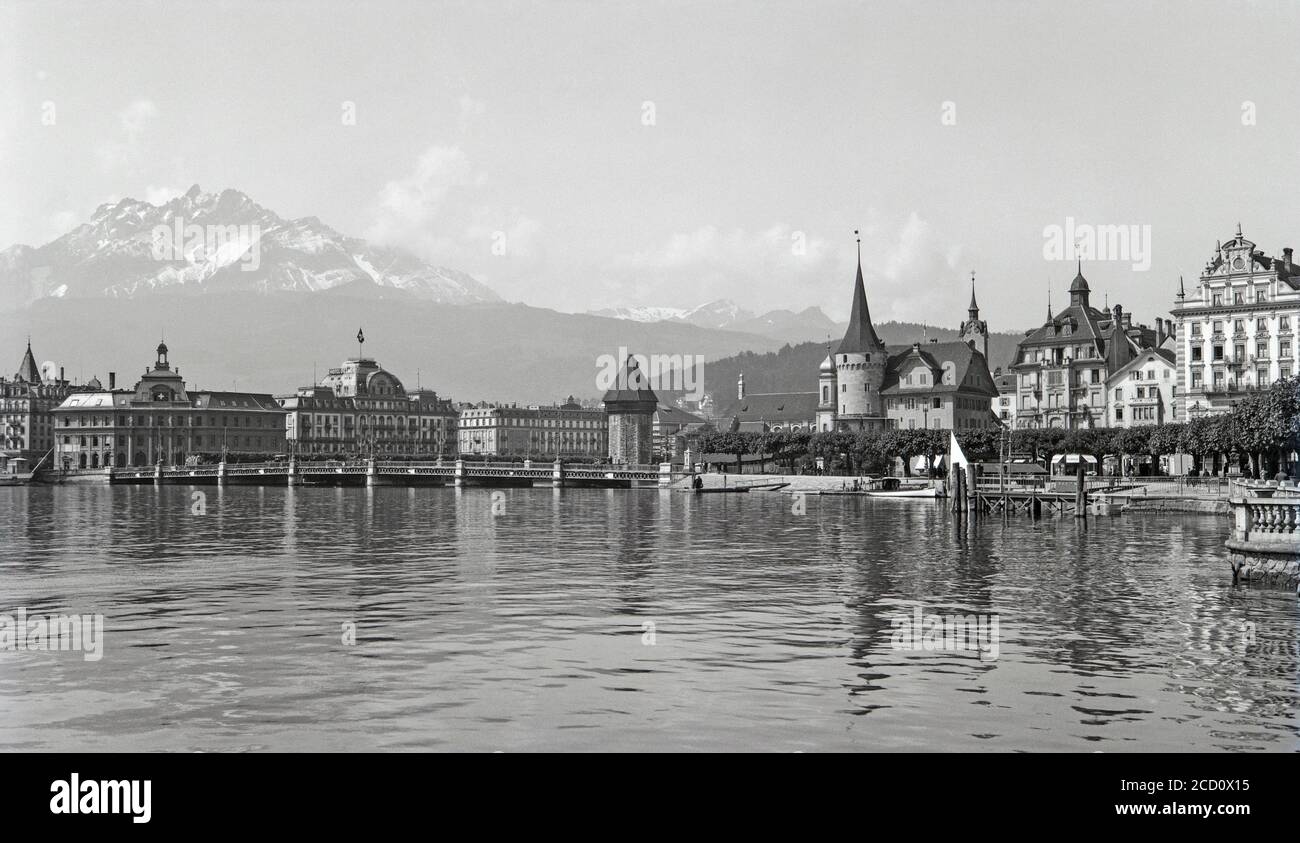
[3,0,1300,331]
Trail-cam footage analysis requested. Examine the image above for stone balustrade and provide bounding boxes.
[1226,491,1300,591]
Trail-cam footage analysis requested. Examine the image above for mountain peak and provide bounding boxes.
[0,187,501,308]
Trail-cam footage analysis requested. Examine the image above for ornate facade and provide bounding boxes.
[278,356,458,458]
[52,343,287,468]
[1009,266,1162,429]
[1169,225,1300,418]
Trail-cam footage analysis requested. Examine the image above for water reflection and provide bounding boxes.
[0,485,1295,752]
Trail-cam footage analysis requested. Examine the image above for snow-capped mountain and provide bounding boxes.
[583,298,841,343]
[587,305,691,322]
[0,185,500,310]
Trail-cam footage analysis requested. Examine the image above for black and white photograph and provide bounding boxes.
[0,0,1295,822]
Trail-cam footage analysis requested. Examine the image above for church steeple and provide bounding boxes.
[959,270,989,358]
[836,230,886,355]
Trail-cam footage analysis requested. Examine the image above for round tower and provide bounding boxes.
[832,233,887,428]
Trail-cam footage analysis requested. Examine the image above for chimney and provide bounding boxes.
[737,373,745,400]
[1155,317,1163,342]
[109,372,116,390]
[1285,247,1293,273]
[59,366,64,383]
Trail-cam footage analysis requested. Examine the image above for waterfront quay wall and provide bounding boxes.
[1226,489,1300,591]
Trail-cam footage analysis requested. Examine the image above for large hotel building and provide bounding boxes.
[458,397,607,458]
[1170,225,1300,417]
[278,356,458,458]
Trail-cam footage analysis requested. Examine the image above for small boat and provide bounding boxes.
[0,473,32,487]
[864,476,943,498]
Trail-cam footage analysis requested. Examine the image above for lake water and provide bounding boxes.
[1,484,1297,752]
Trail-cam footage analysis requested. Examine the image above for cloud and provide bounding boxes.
[144,185,183,205]
[366,145,542,300]
[96,99,158,170]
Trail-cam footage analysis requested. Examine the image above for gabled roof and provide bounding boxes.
[879,341,997,397]
[1105,346,1176,383]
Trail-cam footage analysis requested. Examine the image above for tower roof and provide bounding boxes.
[15,340,41,383]
[601,355,659,404]
[836,237,886,355]
[1069,270,1090,294]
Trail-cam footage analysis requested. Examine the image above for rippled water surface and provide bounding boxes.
[1,484,1297,751]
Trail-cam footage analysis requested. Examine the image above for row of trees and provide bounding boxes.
[695,377,1300,478]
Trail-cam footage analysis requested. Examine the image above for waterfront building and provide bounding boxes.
[1008,265,1161,429]
[52,342,286,468]
[278,356,457,458]
[603,357,658,464]
[652,404,710,463]
[1,340,80,467]
[716,373,818,433]
[814,238,999,432]
[1105,347,1178,427]
[457,397,607,458]
[992,368,1017,426]
[881,340,999,430]
[1170,225,1300,418]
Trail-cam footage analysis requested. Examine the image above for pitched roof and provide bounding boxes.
[714,392,818,424]
[836,261,886,355]
[879,341,997,397]
[15,341,40,383]
[601,356,659,404]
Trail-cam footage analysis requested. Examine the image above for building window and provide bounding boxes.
[1257,342,1268,358]
[1115,407,1123,421]
[1257,318,1268,332]
[1283,341,1292,357]
[1234,319,1245,333]
[1234,344,1244,361]
[1257,286,1267,302]
[1212,294,1222,306]
[1213,345,1224,361]
[1191,323,1201,336]
[1191,346,1202,362]
[1282,317,1292,331]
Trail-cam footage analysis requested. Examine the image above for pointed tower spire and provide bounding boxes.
[836,230,886,354]
[968,271,979,317]
[1046,283,1053,323]
[1178,274,1186,300]
[16,337,41,384]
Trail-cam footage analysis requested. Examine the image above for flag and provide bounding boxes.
[357,328,365,345]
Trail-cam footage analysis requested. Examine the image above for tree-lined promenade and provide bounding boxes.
[697,377,1300,478]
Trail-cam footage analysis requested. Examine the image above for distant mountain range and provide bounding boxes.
[588,299,841,345]
[0,185,500,310]
[0,186,1028,401]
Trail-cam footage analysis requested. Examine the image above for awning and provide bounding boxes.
[1051,453,1098,464]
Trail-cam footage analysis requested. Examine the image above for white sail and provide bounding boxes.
[949,432,969,471]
